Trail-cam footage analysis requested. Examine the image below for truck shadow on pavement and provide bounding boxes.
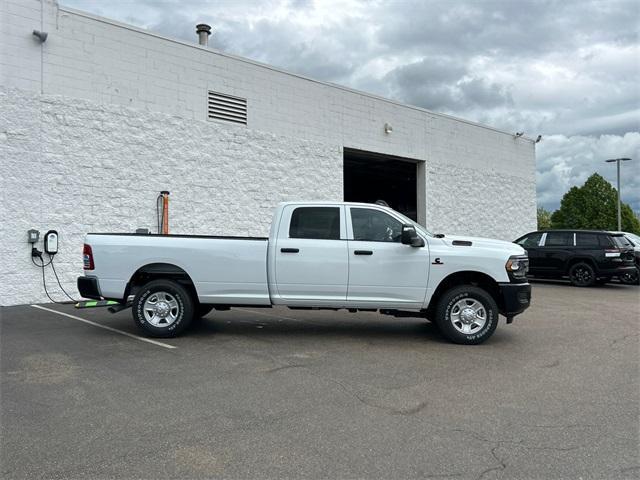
[185,313,515,346]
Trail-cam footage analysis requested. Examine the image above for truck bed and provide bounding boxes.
[86,233,271,305]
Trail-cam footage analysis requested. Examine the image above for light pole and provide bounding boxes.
[605,158,633,231]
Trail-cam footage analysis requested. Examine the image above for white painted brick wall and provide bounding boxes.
[0,87,343,306]
[0,0,44,92]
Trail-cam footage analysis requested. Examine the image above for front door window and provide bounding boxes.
[350,208,402,242]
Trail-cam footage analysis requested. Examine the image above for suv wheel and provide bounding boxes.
[132,279,194,337]
[435,286,499,345]
[619,267,639,285]
[569,262,595,287]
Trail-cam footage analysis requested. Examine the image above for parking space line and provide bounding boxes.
[30,305,177,350]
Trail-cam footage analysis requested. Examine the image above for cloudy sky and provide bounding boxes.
[62,0,640,212]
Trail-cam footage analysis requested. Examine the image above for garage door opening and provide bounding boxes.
[343,148,420,221]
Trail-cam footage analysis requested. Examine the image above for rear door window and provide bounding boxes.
[544,232,573,247]
[289,207,341,240]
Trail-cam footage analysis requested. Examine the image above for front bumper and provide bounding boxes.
[498,282,531,319]
[77,276,101,300]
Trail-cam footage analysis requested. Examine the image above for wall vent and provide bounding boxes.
[207,91,247,125]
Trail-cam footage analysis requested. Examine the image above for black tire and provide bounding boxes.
[569,262,596,287]
[619,267,639,285]
[435,286,499,345]
[132,279,194,337]
[197,304,214,318]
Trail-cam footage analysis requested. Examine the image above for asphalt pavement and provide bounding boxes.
[1,281,639,479]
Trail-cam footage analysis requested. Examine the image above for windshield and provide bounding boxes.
[390,210,433,237]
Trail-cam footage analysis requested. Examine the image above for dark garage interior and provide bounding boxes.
[343,148,418,220]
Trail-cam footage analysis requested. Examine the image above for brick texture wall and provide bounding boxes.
[0,87,343,305]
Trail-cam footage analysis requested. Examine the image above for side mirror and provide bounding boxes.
[401,224,425,247]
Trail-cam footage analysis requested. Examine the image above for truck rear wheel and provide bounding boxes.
[132,279,194,337]
[435,286,498,345]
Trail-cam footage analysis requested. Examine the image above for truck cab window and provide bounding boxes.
[289,207,340,240]
[351,208,402,242]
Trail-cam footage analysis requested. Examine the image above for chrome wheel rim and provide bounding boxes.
[450,298,487,334]
[143,291,179,327]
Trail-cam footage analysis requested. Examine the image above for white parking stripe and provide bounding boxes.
[31,305,177,350]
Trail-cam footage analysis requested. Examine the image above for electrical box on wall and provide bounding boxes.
[44,230,58,255]
[27,229,40,244]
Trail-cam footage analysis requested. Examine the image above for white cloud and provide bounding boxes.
[536,133,640,211]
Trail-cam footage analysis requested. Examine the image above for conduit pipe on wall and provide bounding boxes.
[157,191,170,234]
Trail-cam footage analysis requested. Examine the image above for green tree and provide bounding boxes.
[537,207,553,230]
[550,173,640,234]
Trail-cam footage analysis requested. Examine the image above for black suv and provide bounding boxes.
[514,230,636,286]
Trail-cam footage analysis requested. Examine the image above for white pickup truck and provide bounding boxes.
[77,202,531,345]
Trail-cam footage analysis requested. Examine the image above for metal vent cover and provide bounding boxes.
[207,91,247,125]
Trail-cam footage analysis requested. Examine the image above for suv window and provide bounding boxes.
[598,235,613,247]
[576,233,599,247]
[289,207,340,240]
[351,208,403,242]
[517,232,543,247]
[545,232,573,247]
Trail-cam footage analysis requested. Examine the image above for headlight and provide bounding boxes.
[506,255,529,279]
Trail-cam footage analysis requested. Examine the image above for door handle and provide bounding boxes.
[281,248,299,253]
[354,250,373,255]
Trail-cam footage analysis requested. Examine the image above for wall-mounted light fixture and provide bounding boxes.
[384,123,393,134]
[32,30,48,42]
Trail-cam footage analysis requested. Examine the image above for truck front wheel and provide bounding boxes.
[132,279,194,337]
[435,286,499,345]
